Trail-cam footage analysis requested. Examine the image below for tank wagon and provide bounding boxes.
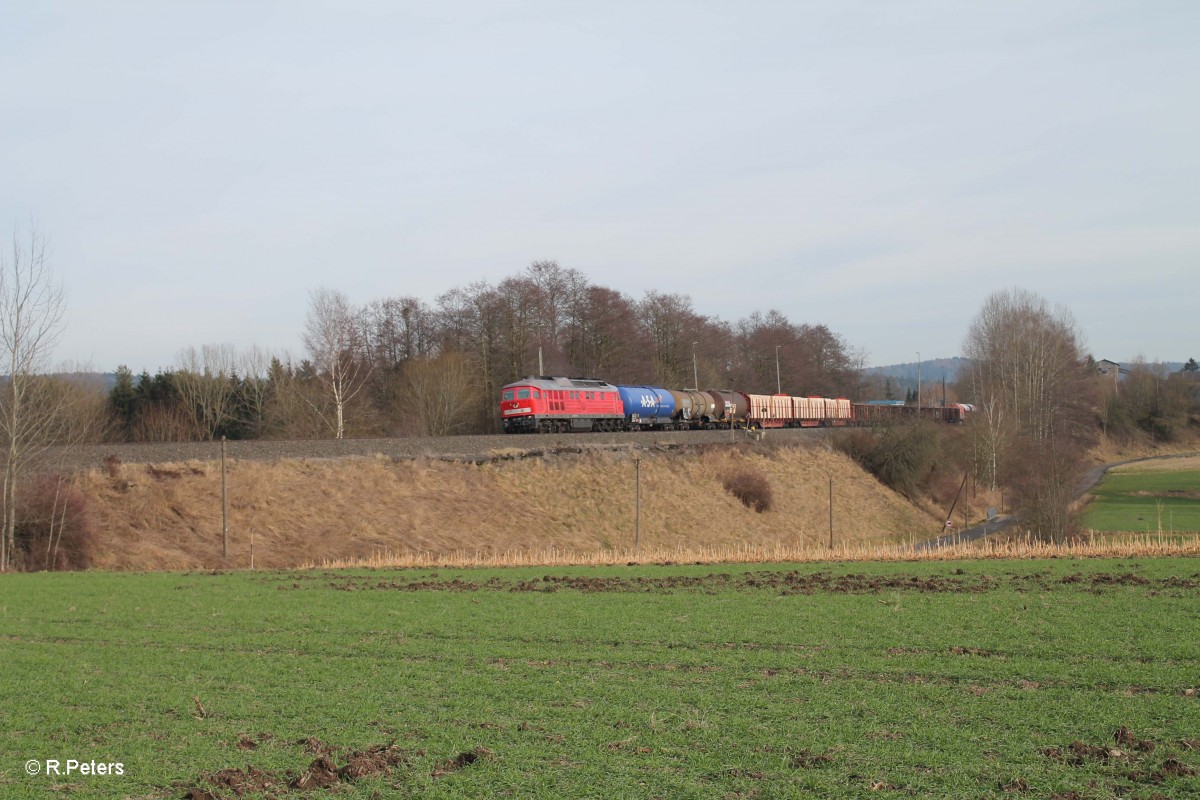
[615,385,677,429]
[667,388,717,426]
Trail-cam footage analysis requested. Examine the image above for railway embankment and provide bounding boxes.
[69,437,942,570]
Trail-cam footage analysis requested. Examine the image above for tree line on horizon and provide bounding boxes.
[104,260,866,441]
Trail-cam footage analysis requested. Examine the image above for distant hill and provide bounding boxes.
[865,358,1191,396]
[865,357,968,385]
[48,372,118,391]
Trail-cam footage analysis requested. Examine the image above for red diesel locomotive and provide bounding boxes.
[500,376,624,433]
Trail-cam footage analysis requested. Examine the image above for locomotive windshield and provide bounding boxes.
[502,389,514,401]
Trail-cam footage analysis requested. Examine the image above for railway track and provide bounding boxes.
[46,427,830,471]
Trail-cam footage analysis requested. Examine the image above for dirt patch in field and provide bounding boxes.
[432,748,494,779]
[1041,728,1197,787]
[307,569,1200,596]
[1113,727,1155,751]
[184,741,412,798]
[949,646,995,657]
[998,777,1029,792]
[184,766,280,799]
[234,733,271,751]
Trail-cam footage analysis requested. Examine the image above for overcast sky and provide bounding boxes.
[2,1,1196,374]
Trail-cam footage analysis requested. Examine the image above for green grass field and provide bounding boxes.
[2,560,1199,799]
[1084,468,1200,533]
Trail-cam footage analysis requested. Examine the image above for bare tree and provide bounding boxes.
[33,368,110,448]
[962,288,1096,541]
[173,343,238,440]
[303,288,372,439]
[638,291,707,387]
[0,226,66,571]
[527,259,587,373]
[437,282,503,432]
[131,401,201,442]
[261,356,328,439]
[494,275,540,380]
[18,371,108,571]
[364,295,436,370]
[237,345,274,438]
[964,289,1089,442]
[564,285,641,379]
[402,351,479,436]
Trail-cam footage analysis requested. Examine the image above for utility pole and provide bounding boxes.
[828,477,834,549]
[775,345,782,394]
[220,436,228,559]
[916,351,921,413]
[692,341,699,390]
[634,456,641,550]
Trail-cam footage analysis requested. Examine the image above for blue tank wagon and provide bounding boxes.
[615,385,678,429]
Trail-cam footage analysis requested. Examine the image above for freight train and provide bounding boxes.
[499,376,972,433]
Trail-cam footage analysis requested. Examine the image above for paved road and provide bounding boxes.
[914,450,1199,551]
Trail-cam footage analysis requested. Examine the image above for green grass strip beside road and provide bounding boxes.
[1084,468,1200,533]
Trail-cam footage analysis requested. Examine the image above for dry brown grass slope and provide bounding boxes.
[76,443,941,571]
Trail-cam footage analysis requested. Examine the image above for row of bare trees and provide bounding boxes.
[0,229,109,570]
[349,260,863,436]
[1102,358,1199,442]
[106,261,863,442]
[101,261,864,442]
[960,289,1100,542]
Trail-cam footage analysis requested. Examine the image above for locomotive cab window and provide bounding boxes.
[533,390,540,399]
[518,389,531,399]
[502,389,514,401]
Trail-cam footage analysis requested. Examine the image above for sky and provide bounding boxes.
[2,1,1197,374]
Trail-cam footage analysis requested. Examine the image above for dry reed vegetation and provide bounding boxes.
[1109,454,1200,473]
[75,443,939,570]
[1085,437,1200,470]
[316,533,1200,570]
